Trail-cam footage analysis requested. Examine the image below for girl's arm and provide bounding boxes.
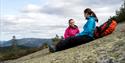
[64,28,70,39]
[76,19,95,36]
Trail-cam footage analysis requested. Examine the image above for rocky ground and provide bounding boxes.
[1,22,125,63]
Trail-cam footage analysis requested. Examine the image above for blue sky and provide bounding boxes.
[0,0,123,41]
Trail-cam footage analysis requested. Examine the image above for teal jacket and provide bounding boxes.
[77,16,96,38]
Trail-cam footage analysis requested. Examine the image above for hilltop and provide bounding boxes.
[3,22,125,63]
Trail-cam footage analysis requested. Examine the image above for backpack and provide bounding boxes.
[94,19,117,39]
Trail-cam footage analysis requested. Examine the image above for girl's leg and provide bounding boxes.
[55,37,73,51]
[55,35,93,51]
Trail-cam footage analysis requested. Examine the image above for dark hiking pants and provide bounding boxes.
[55,35,93,51]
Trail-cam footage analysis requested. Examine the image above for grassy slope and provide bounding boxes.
[4,23,125,63]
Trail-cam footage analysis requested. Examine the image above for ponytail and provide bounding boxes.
[92,11,98,22]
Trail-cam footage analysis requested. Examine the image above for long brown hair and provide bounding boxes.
[84,8,98,22]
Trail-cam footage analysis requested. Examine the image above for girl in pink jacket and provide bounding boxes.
[64,19,79,39]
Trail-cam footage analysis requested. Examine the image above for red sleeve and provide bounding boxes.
[64,27,69,39]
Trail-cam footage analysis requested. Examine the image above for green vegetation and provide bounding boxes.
[0,45,47,61]
[111,0,125,23]
[0,35,51,61]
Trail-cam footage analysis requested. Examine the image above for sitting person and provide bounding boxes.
[49,8,98,52]
[64,19,79,39]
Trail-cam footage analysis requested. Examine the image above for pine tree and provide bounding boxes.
[12,36,17,48]
[115,0,125,23]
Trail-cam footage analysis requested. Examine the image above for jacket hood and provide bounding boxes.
[86,16,95,20]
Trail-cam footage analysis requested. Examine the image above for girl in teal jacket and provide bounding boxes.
[49,8,98,52]
[76,16,96,38]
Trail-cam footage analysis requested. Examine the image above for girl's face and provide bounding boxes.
[69,20,75,27]
[84,13,90,19]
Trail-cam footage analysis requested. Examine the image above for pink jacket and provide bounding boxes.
[64,25,79,39]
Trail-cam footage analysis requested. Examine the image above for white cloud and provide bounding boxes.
[22,4,41,13]
[0,12,68,40]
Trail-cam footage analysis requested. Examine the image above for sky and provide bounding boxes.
[0,0,123,41]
